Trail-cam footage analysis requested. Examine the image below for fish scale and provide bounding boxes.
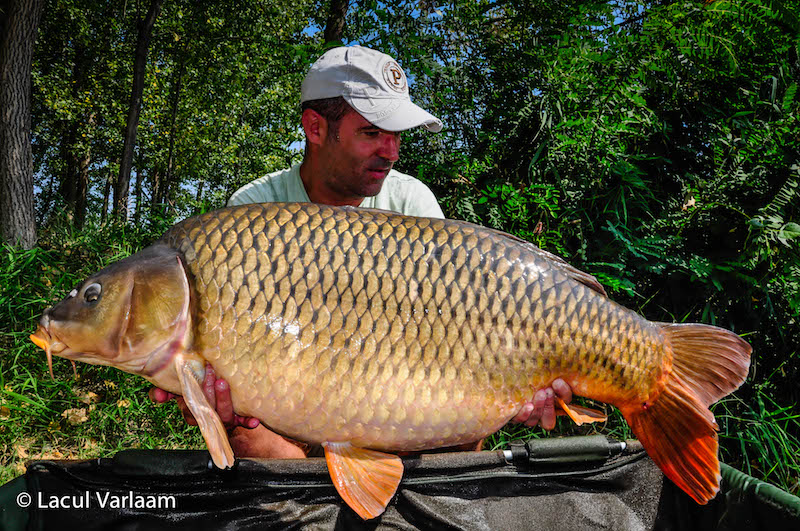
[33,202,751,515]
[158,202,661,450]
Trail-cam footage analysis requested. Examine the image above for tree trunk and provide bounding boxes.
[41,171,56,226]
[163,44,186,213]
[133,170,142,225]
[323,0,349,43]
[114,0,164,221]
[58,43,92,228]
[0,0,44,249]
[101,171,112,223]
[133,150,143,225]
[150,166,161,213]
[155,167,166,214]
[58,122,78,214]
[194,179,204,214]
[74,111,95,229]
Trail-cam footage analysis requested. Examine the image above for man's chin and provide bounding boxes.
[358,174,388,197]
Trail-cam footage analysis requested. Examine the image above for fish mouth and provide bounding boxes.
[30,324,69,379]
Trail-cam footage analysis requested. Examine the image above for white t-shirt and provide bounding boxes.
[227,163,444,219]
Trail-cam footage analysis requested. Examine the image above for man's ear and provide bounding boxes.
[301,108,328,147]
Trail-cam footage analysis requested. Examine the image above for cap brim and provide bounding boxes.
[348,97,443,133]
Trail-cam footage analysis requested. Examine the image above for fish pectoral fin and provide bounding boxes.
[176,356,235,469]
[555,397,607,426]
[323,442,403,520]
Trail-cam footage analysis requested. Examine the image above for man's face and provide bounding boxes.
[318,111,401,199]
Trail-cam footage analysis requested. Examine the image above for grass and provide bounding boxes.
[715,356,800,495]
[484,401,634,452]
[483,377,800,497]
[0,352,206,485]
[1,219,798,496]
[0,218,205,485]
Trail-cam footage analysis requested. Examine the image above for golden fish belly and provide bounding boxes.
[160,203,669,450]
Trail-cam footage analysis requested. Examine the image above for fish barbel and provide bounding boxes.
[30,203,751,519]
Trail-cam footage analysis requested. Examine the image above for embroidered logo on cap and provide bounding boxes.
[383,61,407,93]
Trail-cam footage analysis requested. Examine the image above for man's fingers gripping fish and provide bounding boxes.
[31,203,751,519]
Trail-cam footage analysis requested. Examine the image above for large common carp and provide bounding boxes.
[31,203,751,519]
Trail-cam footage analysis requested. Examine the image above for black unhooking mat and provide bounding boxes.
[1,435,798,530]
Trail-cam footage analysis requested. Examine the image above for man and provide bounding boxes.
[152,45,573,458]
[227,45,444,218]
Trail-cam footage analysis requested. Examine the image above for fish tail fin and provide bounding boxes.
[619,323,751,504]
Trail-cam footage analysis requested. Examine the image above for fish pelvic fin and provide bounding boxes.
[555,397,607,426]
[620,323,751,505]
[176,355,235,469]
[323,442,403,520]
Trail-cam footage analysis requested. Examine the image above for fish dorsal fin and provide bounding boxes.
[176,355,235,469]
[555,397,608,425]
[524,244,607,297]
[449,220,608,297]
[323,442,403,520]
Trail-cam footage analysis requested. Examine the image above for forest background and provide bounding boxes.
[1,0,798,494]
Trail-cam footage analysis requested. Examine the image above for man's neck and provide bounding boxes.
[299,159,364,207]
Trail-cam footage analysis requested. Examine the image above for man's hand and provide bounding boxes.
[151,367,572,448]
[510,378,573,430]
[148,366,306,458]
[148,365,260,430]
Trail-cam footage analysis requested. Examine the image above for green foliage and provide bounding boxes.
[0,219,206,485]
[32,0,319,224]
[10,0,800,495]
[365,0,799,491]
[715,352,800,492]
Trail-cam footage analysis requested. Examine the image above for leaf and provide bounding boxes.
[777,222,800,246]
[61,407,89,426]
[75,390,100,404]
[783,83,797,113]
[528,141,547,168]
[782,222,800,236]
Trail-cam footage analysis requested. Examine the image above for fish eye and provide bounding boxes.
[84,283,102,304]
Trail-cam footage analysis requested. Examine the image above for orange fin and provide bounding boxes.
[659,323,751,406]
[176,356,234,469]
[555,397,607,425]
[323,442,403,520]
[621,323,751,505]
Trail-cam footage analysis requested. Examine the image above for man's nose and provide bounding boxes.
[378,133,400,162]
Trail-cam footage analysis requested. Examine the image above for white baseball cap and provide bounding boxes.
[300,46,443,133]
